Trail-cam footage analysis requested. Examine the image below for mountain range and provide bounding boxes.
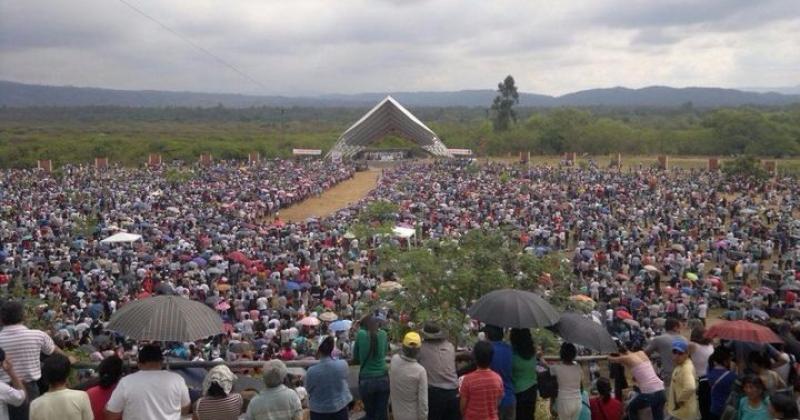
[1,80,799,108]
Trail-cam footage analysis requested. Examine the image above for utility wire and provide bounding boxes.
[116,0,268,91]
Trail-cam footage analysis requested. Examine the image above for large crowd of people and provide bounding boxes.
[2,158,800,419]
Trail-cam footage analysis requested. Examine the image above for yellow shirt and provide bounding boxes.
[667,360,698,420]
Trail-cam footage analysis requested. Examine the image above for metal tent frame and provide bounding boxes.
[326,96,452,159]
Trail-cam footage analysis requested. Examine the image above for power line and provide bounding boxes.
[116,0,268,91]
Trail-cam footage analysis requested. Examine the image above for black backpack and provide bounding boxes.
[537,368,558,399]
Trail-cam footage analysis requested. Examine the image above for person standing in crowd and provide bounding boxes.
[589,378,622,420]
[29,354,93,420]
[86,356,123,420]
[768,392,800,419]
[510,328,537,420]
[737,375,770,420]
[244,360,302,420]
[353,314,389,420]
[460,341,503,420]
[105,344,190,420]
[0,353,25,420]
[550,343,583,420]
[484,325,515,420]
[389,332,428,420]
[607,344,665,420]
[194,365,243,420]
[704,348,737,420]
[688,327,714,379]
[0,301,68,420]
[645,318,686,386]
[417,322,460,420]
[305,336,352,420]
[667,340,698,420]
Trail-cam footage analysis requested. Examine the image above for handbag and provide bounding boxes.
[537,369,558,399]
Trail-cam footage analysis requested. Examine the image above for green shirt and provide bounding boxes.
[353,328,388,377]
[511,352,537,393]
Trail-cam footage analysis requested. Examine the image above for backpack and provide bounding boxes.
[537,368,558,399]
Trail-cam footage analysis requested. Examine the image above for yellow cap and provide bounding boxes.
[403,332,422,348]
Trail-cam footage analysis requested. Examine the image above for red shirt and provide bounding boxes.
[460,368,503,420]
[590,396,623,420]
[787,291,797,305]
[86,384,116,420]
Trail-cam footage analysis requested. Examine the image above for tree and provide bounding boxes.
[490,75,519,132]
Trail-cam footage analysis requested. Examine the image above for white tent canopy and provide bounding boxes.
[100,232,143,244]
[392,226,416,239]
[327,96,452,159]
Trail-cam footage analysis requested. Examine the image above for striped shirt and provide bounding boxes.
[0,325,56,383]
[460,368,503,420]
[195,394,243,420]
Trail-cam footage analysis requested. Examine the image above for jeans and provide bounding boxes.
[628,390,666,420]
[9,381,40,420]
[515,385,537,420]
[359,375,390,420]
[428,386,460,420]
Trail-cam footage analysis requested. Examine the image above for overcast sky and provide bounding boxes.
[1,0,798,96]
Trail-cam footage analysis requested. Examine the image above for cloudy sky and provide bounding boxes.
[1,0,798,95]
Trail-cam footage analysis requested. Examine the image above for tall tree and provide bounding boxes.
[490,75,519,131]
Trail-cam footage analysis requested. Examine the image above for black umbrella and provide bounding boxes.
[468,289,559,328]
[107,295,223,342]
[550,312,617,353]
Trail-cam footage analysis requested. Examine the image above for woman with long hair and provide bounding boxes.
[352,313,389,420]
[510,328,537,420]
[86,355,123,420]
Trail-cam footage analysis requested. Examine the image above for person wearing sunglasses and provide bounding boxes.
[666,340,698,420]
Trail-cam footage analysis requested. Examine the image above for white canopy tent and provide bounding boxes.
[392,226,416,239]
[100,232,143,244]
[326,96,452,159]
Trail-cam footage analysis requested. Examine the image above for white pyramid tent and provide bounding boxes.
[327,96,452,159]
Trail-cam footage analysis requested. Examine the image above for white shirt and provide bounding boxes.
[106,370,190,420]
[0,382,25,420]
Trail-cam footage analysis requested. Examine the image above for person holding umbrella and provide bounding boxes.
[510,328,537,420]
[484,325,515,420]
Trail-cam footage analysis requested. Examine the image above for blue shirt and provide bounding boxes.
[490,340,516,408]
[305,357,353,413]
[707,368,737,415]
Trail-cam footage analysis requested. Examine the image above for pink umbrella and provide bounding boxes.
[216,301,231,311]
[298,317,320,327]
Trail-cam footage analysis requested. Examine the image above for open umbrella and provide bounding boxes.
[107,295,223,341]
[615,310,633,320]
[671,244,686,252]
[298,317,320,327]
[569,295,595,304]
[468,289,559,328]
[319,311,338,322]
[644,265,660,273]
[551,312,617,353]
[330,319,353,332]
[705,320,782,344]
[685,272,698,281]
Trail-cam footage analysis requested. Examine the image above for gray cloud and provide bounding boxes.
[0,0,798,95]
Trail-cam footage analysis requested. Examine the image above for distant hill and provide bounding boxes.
[1,80,799,108]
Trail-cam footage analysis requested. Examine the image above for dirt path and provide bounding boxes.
[277,169,380,222]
